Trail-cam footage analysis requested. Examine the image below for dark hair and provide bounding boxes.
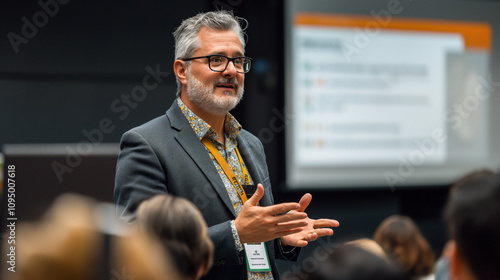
[137,194,214,280]
[445,171,500,280]
[449,169,495,192]
[304,242,409,280]
[373,215,435,277]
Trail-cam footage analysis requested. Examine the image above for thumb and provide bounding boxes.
[247,183,264,206]
[298,193,312,212]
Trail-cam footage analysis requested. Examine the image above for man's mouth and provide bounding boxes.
[216,83,236,90]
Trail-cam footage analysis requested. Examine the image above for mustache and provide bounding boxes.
[214,77,239,88]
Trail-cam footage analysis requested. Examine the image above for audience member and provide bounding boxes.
[5,194,178,280]
[136,194,214,280]
[444,171,500,280]
[373,215,435,280]
[347,238,389,260]
[436,170,495,280]
[302,240,409,280]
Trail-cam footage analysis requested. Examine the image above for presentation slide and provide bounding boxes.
[285,0,500,189]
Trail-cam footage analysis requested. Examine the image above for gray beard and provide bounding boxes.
[186,70,244,116]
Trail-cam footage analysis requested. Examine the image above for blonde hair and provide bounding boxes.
[347,238,389,260]
[7,194,178,280]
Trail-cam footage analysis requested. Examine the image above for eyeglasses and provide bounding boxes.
[181,55,253,73]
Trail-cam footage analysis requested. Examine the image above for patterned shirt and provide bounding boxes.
[177,98,273,280]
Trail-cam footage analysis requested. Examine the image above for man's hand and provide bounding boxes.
[280,193,340,247]
[235,184,309,244]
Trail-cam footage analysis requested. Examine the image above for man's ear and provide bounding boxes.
[174,60,188,86]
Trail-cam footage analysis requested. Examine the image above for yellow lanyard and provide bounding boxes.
[201,138,250,204]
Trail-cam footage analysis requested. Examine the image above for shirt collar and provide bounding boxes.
[177,97,242,142]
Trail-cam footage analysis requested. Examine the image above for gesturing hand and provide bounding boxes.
[280,193,340,247]
[235,184,309,244]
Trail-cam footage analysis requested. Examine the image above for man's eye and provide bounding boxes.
[210,56,224,63]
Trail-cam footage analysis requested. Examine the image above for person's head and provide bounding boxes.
[444,171,500,280]
[136,194,214,280]
[173,10,249,116]
[373,215,435,278]
[346,238,389,260]
[303,241,409,280]
[9,194,177,280]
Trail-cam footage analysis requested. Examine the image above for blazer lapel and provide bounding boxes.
[167,102,237,217]
[237,133,273,207]
[237,138,262,184]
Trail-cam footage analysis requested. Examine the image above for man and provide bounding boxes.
[444,171,500,280]
[114,10,339,280]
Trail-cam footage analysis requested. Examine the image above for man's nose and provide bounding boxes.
[222,61,238,77]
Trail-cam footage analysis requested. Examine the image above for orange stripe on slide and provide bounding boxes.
[295,13,491,51]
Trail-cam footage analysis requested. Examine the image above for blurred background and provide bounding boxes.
[1,0,499,276]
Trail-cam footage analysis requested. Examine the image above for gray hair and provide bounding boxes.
[173,10,247,97]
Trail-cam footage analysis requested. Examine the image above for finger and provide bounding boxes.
[306,232,319,242]
[294,240,308,247]
[246,183,264,206]
[274,221,308,234]
[312,219,340,228]
[267,202,301,216]
[297,193,312,212]
[282,237,308,247]
[279,232,309,247]
[274,211,307,224]
[275,228,303,237]
[276,219,308,229]
[313,228,334,238]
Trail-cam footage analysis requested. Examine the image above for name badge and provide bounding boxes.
[244,242,271,272]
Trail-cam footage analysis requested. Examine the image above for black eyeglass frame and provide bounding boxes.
[181,54,253,73]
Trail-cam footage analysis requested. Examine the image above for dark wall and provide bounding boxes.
[1,0,198,145]
[1,0,454,275]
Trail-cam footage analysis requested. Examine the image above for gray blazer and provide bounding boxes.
[114,101,299,280]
